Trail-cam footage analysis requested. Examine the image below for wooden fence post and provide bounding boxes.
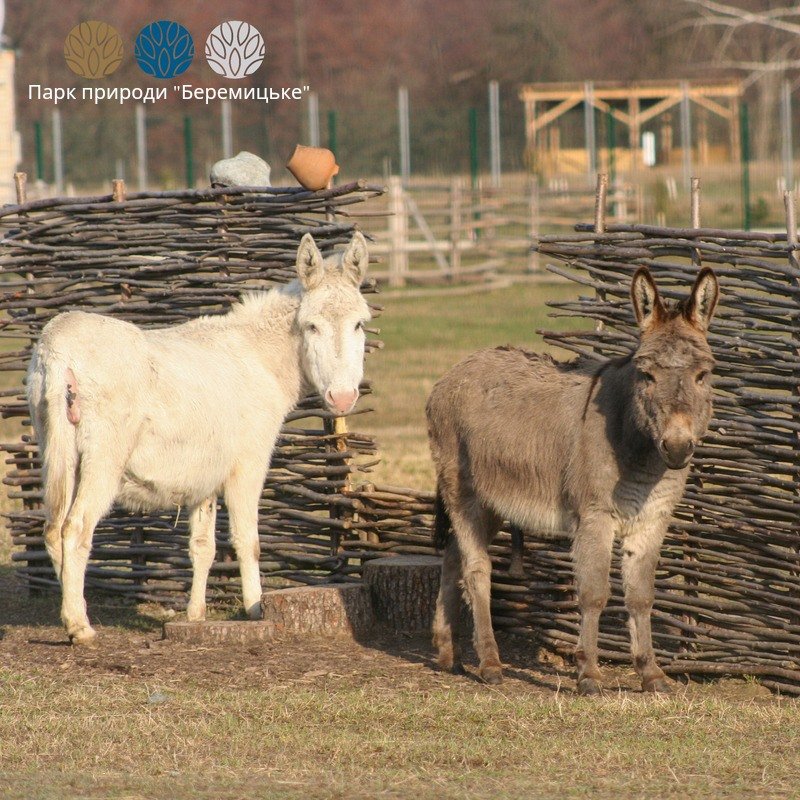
[388,176,408,287]
[13,172,42,593]
[681,176,702,653]
[784,190,800,580]
[324,415,352,555]
[450,177,462,280]
[529,176,540,272]
[593,173,608,335]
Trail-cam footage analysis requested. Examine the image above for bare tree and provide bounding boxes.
[682,0,800,158]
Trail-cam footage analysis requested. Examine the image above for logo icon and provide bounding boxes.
[205,21,265,79]
[135,20,194,80]
[64,21,123,79]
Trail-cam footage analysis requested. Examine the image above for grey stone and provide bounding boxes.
[210,151,271,187]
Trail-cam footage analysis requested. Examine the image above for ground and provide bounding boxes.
[2,281,798,799]
[2,565,798,800]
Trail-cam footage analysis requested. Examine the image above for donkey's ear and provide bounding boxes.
[340,231,369,287]
[296,233,325,290]
[684,267,719,331]
[631,267,665,332]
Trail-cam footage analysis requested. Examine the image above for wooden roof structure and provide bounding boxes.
[519,80,743,175]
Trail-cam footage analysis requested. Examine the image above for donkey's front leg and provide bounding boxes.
[225,472,264,620]
[622,527,671,693]
[572,517,615,695]
[186,497,217,622]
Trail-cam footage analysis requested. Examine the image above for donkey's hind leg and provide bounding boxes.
[572,516,615,695]
[42,450,76,584]
[59,465,121,645]
[30,394,74,583]
[186,497,217,622]
[453,504,503,684]
[433,538,464,674]
[43,511,70,584]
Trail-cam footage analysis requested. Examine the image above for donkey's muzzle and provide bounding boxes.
[660,437,695,470]
[325,387,359,415]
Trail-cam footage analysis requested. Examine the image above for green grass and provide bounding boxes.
[0,671,797,800]
[359,280,585,488]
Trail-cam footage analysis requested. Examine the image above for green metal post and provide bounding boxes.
[34,121,44,182]
[327,110,338,159]
[183,116,194,189]
[740,102,751,231]
[606,108,616,185]
[469,107,479,189]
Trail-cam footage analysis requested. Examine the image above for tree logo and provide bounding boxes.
[135,20,194,79]
[63,21,123,79]
[205,21,265,79]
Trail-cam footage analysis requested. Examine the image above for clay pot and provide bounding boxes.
[286,145,340,190]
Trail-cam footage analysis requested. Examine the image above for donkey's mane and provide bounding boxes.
[236,280,302,317]
[178,281,303,333]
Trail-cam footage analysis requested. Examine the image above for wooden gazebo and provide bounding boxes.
[519,80,742,178]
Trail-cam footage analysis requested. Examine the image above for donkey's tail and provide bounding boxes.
[28,352,79,527]
[433,488,452,551]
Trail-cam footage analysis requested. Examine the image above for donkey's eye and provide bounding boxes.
[641,371,656,384]
[355,320,365,332]
[696,371,709,384]
[306,323,319,334]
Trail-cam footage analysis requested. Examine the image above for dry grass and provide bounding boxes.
[359,279,584,489]
[0,669,797,800]
[2,279,797,800]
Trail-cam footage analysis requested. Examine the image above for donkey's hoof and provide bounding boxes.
[643,677,672,694]
[479,665,504,685]
[435,655,465,676]
[577,677,603,696]
[245,602,263,621]
[68,626,98,647]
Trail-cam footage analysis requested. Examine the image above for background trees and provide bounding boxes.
[4,0,795,184]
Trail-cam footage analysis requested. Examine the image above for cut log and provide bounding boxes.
[362,555,442,632]
[164,619,277,645]
[163,584,373,644]
[261,583,373,638]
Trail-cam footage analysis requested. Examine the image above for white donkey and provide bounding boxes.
[27,232,371,644]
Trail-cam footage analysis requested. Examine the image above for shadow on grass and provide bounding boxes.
[353,621,575,694]
[0,563,164,637]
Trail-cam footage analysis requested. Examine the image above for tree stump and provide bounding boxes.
[261,584,373,638]
[362,555,442,632]
[163,584,373,644]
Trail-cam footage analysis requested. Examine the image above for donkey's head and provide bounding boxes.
[295,232,372,415]
[630,267,719,470]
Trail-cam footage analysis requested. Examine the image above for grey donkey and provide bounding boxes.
[426,267,719,694]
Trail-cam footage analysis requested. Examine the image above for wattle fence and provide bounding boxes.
[0,179,389,599]
[2,175,799,694]
[525,185,800,694]
[352,180,800,695]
